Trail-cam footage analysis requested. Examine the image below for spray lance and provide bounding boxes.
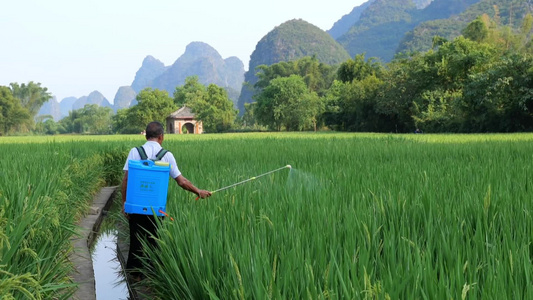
[195,164,292,200]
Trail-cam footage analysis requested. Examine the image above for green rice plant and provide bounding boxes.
[1,132,532,299]
[0,140,128,298]
[132,133,533,299]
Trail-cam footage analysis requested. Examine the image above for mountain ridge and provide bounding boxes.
[337,0,482,61]
[237,19,351,113]
[131,42,244,107]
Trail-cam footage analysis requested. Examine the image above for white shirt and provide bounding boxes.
[123,141,181,179]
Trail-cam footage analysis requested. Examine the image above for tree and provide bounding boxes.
[188,84,237,132]
[337,54,383,83]
[59,110,79,133]
[324,75,385,132]
[79,104,113,134]
[242,102,258,128]
[112,108,138,134]
[34,118,61,135]
[0,86,30,134]
[173,77,237,133]
[462,15,490,43]
[127,88,177,131]
[254,75,321,131]
[255,56,337,96]
[59,104,113,134]
[463,53,533,132]
[34,115,56,135]
[518,13,533,52]
[173,76,206,107]
[10,82,52,130]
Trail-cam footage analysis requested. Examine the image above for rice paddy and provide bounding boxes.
[0,133,532,299]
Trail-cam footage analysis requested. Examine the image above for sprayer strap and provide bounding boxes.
[136,146,148,160]
[136,146,167,161]
[155,149,168,160]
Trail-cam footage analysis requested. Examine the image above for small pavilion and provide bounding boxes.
[166,106,203,134]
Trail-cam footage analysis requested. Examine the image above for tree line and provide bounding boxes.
[1,13,532,135]
[248,13,533,133]
[0,78,237,135]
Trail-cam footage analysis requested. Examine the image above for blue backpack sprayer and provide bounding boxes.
[124,146,291,214]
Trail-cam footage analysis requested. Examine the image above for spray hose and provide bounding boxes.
[195,164,291,200]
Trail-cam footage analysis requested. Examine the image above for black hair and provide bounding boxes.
[145,121,164,139]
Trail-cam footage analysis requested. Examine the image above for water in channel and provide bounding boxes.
[92,230,129,299]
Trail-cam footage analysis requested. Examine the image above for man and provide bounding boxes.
[121,121,211,280]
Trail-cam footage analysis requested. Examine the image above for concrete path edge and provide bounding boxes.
[69,186,118,300]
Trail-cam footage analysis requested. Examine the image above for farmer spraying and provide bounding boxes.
[121,121,211,281]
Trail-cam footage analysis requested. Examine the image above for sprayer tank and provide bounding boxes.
[125,160,170,216]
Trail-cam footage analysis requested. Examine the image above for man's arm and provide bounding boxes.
[175,175,211,199]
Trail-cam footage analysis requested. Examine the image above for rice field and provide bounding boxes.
[0,133,532,299]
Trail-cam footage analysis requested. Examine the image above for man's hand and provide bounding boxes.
[197,190,212,199]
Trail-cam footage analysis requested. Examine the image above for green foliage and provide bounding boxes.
[249,23,532,133]
[459,13,533,54]
[337,54,383,83]
[462,15,490,42]
[0,82,51,134]
[324,54,389,132]
[112,108,138,134]
[127,88,177,131]
[241,102,258,128]
[34,117,62,135]
[190,84,237,133]
[380,36,502,132]
[173,76,206,108]
[0,86,30,135]
[255,75,322,131]
[255,56,337,96]
[398,0,533,54]
[59,104,114,134]
[462,53,533,131]
[248,57,337,131]
[10,82,52,118]
[173,77,237,133]
[324,76,385,132]
[0,140,125,298]
[397,18,463,55]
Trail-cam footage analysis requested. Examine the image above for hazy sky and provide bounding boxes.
[0,0,364,103]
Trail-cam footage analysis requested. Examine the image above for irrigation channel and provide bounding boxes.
[91,220,129,299]
[92,231,128,299]
[84,187,131,300]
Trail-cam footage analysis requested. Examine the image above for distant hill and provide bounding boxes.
[37,42,243,120]
[59,97,77,118]
[37,97,61,121]
[131,56,167,93]
[38,92,114,121]
[237,19,351,113]
[37,96,76,120]
[398,0,533,54]
[328,0,376,39]
[337,0,480,61]
[113,86,137,111]
[132,42,244,107]
[72,91,113,111]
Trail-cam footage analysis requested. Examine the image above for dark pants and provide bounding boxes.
[126,214,162,277]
